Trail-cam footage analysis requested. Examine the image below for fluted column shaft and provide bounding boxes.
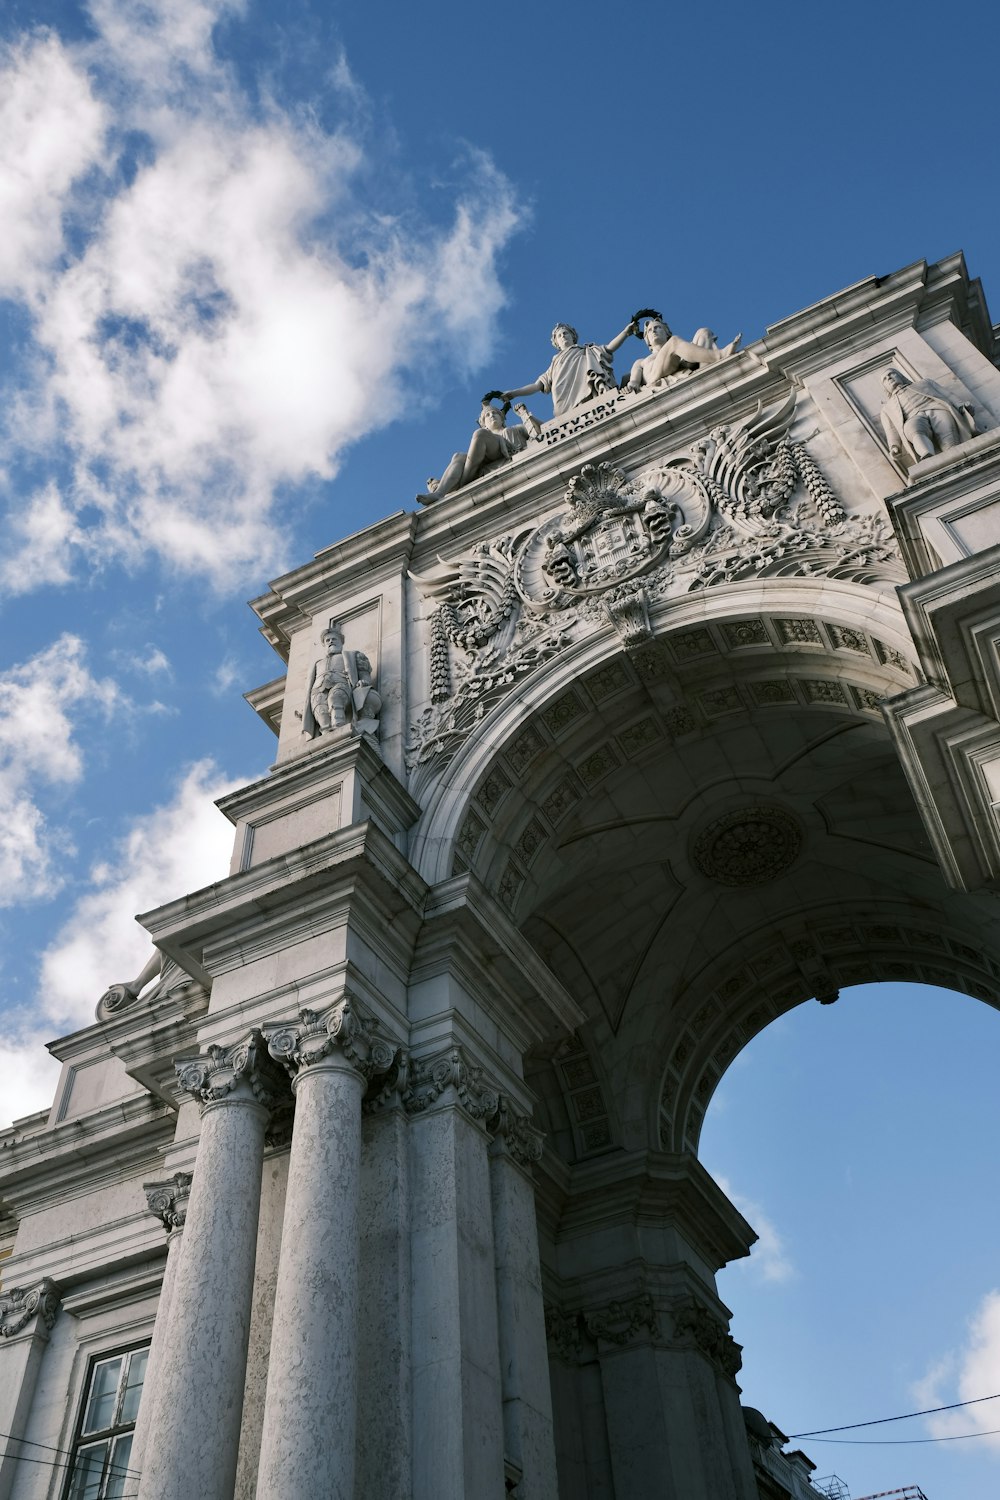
[255,1000,396,1500]
[137,1034,285,1500]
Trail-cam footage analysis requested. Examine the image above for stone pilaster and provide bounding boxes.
[488,1103,558,1500]
[254,999,398,1500]
[0,1279,61,1500]
[129,1173,192,1477]
[404,1044,508,1500]
[542,1151,759,1500]
[136,1032,288,1500]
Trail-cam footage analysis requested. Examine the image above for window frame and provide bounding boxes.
[61,1341,150,1500]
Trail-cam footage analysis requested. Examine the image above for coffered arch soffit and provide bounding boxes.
[409,577,1000,1169]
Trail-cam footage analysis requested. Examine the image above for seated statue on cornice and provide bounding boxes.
[625,316,741,394]
[416,401,531,506]
[879,367,977,471]
[499,319,638,417]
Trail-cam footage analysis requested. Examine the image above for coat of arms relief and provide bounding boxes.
[406,391,903,773]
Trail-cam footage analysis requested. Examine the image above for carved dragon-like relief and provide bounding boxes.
[406,391,902,772]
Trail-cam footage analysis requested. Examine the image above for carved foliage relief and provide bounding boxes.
[407,392,902,771]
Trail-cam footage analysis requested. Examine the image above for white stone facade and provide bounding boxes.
[2,253,999,1500]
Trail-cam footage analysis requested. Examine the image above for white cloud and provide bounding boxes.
[0,636,127,902]
[38,758,242,1026]
[717,1174,796,1284]
[0,3,525,593]
[211,655,240,695]
[0,759,244,1128]
[914,1291,1000,1449]
[0,32,106,297]
[114,644,173,678]
[0,483,92,594]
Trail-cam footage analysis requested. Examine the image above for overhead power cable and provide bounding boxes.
[807,1427,1000,1446]
[789,1391,1000,1437]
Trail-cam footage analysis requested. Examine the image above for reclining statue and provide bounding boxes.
[625,316,741,394]
[416,402,531,506]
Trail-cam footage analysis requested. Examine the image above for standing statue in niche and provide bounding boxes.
[303,621,381,740]
[879,367,977,469]
[416,401,532,506]
[500,319,639,417]
[625,316,741,394]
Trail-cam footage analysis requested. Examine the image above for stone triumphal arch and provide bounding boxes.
[2,253,1000,1500]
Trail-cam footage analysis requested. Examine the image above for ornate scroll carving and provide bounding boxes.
[265,1000,398,1088]
[144,1172,193,1233]
[490,1097,545,1170]
[544,1306,583,1363]
[671,1296,742,1377]
[584,1293,659,1346]
[407,390,902,772]
[175,1030,290,1112]
[402,1045,502,1125]
[0,1278,60,1338]
[399,1046,544,1165]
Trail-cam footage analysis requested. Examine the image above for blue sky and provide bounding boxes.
[1,1,1000,1495]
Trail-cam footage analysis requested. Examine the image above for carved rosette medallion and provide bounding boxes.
[692,806,802,887]
[0,1278,61,1338]
[176,1029,290,1112]
[266,1000,399,1090]
[144,1171,193,1233]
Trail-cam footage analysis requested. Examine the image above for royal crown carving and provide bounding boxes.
[407,390,902,771]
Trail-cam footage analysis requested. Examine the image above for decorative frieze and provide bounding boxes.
[175,1029,290,1112]
[584,1294,659,1347]
[144,1172,193,1232]
[0,1278,60,1338]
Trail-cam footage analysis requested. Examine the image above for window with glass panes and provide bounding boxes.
[65,1345,148,1500]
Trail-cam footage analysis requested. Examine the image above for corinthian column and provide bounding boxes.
[128,1172,192,1478]
[254,999,398,1500]
[137,1032,288,1500]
